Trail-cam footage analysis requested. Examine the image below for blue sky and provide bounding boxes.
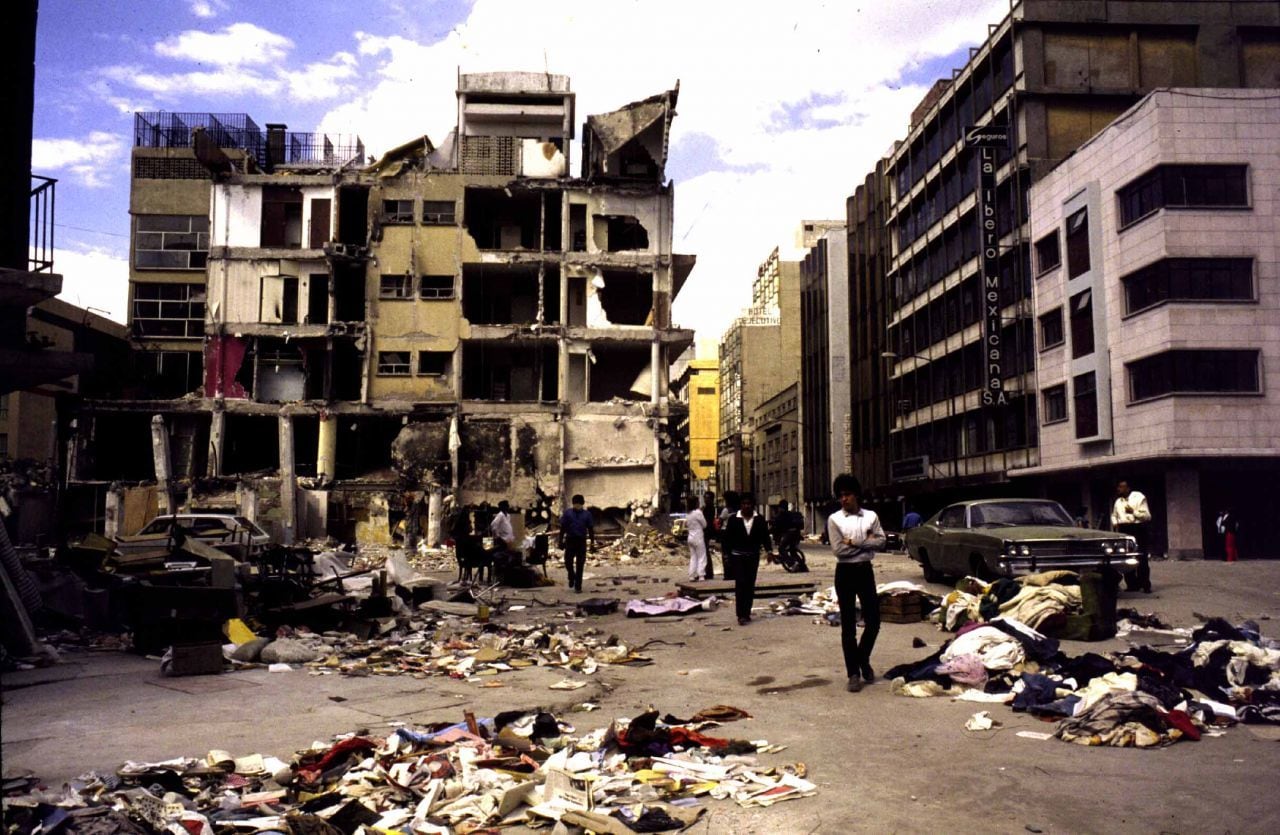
[33,0,1001,342]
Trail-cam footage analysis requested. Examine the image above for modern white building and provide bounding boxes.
[1020,88,1280,559]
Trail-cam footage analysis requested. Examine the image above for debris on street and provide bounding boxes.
[886,614,1280,747]
[0,706,816,833]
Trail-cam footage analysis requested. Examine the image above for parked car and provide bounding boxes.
[904,498,1138,582]
[115,513,271,560]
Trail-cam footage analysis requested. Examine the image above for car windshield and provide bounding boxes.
[235,516,268,537]
[969,501,1074,528]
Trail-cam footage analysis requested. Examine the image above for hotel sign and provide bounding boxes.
[968,125,1010,407]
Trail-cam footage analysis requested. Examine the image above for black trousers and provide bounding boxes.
[563,535,587,591]
[1118,523,1151,590]
[733,551,759,620]
[835,561,880,677]
[721,543,737,581]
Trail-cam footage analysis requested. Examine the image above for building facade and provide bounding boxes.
[752,382,801,512]
[674,357,720,501]
[77,74,695,542]
[800,226,851,527]
[875,0,1279,513]
[1021,88,1280,559]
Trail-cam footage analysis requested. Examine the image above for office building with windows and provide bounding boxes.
[1022,88,1279,559]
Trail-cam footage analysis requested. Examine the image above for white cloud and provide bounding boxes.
[282,52,360,102]
[155,22,292,67]
[51,245,130,324]
[316,0,1009,341]
[105,64,283,97]
[189,0,230,18]
[31,131,127,188]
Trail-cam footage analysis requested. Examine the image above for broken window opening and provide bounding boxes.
[462,265,544,325]
[309,198,332,249]
[306,273,329,325]
[85,414,155,481]
[256,341,308,402]
[336,416,401,480]
[261,186,304,248]
[331,340,363,401]
[420,275,456,300]
[418,351,451,376]
[223,414,279,475]
[337,187,369,245]
[377,351,412,376]
[333,264,366,322]
[542,267,561,324]
[596,270,654,325]
[383,199,415,224]
[132,282,205,338]
[463,187,541,250]
[259,275,299,324]
[593,215,650,252]
[380,274,414,300]
[569,203,587,252]
[542,191,562,251]
[292,415,319,478]
[422,200,457,225]
[462,342,558,402]
[588,344,651,402]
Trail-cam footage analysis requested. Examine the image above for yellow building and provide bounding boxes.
[686,359,719,484]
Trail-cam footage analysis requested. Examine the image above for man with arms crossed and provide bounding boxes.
[828,474,886,693]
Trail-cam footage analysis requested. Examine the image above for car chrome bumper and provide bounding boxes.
[998,555,1139,575]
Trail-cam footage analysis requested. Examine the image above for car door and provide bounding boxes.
[935,504,969,575]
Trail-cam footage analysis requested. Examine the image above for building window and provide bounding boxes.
[0,393,8,421]
[419,275,455,299]
[1034,232,1060,275]
[1042,384,1067,424]
[134,215,209,270]
[1073,371,1098,439]
[1122,258,1254,315]
[697,386,716,395]
[417,351,450,375]
[377,351,411,376]
[422,200,456,225]
[139,350,201,398]
[379,274,414,299]
[1039,307,1064,350]
[132,282,206,337]
[1117,164,1249,228]
[1065,208,1090,278]
[0,433,7,459]
[698,459,715,467]
[1069,289,1094,358]
[383,199,415,223]
[1128,349,1260,402]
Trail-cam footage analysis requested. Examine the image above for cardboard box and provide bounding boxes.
[169,642,225,676]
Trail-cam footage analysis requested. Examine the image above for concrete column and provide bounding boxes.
[150,415,174,515]
[1165,467,1203,560]
[103,487,123,539]
[278,413,296,545]
[317,414,337,483]
[208,409,225,477]
[427,488,444,546]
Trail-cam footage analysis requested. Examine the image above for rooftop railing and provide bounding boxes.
[134,112,364,170]
[29,175,55,274]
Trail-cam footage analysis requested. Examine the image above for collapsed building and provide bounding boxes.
[73,73,695,544]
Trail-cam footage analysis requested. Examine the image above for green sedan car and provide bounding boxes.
[904,498,1139,582]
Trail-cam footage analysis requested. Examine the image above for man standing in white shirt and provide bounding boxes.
[1111,480,1153,593]
[684,497,709,582]
[827,473,886,693]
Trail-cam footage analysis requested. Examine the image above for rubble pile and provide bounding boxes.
[1,706,816,834]
[589,528,686,568]
[231,615,655,685]
[886,615,1280,747]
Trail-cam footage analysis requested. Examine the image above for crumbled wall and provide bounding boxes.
[390,421,451,488]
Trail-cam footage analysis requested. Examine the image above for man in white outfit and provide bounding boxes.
[1111,480,1153,593]
[684,497,709,582]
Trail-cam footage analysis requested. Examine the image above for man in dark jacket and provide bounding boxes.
[720,493,775,626]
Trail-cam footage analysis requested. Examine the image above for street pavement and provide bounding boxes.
[4,549,1280,834]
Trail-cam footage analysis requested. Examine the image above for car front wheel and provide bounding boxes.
[970,553,995,582]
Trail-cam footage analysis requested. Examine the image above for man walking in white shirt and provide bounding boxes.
[684,497,709,582]
[827,473,886,693]
[1111,480,1153,593]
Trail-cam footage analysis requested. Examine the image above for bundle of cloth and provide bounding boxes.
[886,615,1280,747]
[935,570,1098,637]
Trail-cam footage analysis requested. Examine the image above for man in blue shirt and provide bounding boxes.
[558,494,595,593]
[902,506,923,531]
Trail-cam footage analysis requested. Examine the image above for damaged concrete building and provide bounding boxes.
[73,73,694,544]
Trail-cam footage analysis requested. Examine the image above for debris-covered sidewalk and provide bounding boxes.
[2,705,815,834]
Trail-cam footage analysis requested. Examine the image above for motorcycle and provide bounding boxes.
[775,528,809,573]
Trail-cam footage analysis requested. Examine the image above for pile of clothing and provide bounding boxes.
[935,571,1113,640]
[887,615,1280,747]
[1,706,815,834]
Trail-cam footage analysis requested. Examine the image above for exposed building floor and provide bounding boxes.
[4,551,1279,832]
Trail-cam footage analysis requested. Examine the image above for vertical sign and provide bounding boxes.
[966,125,1010,407]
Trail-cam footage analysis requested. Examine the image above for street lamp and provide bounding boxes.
[881,350,956,481]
